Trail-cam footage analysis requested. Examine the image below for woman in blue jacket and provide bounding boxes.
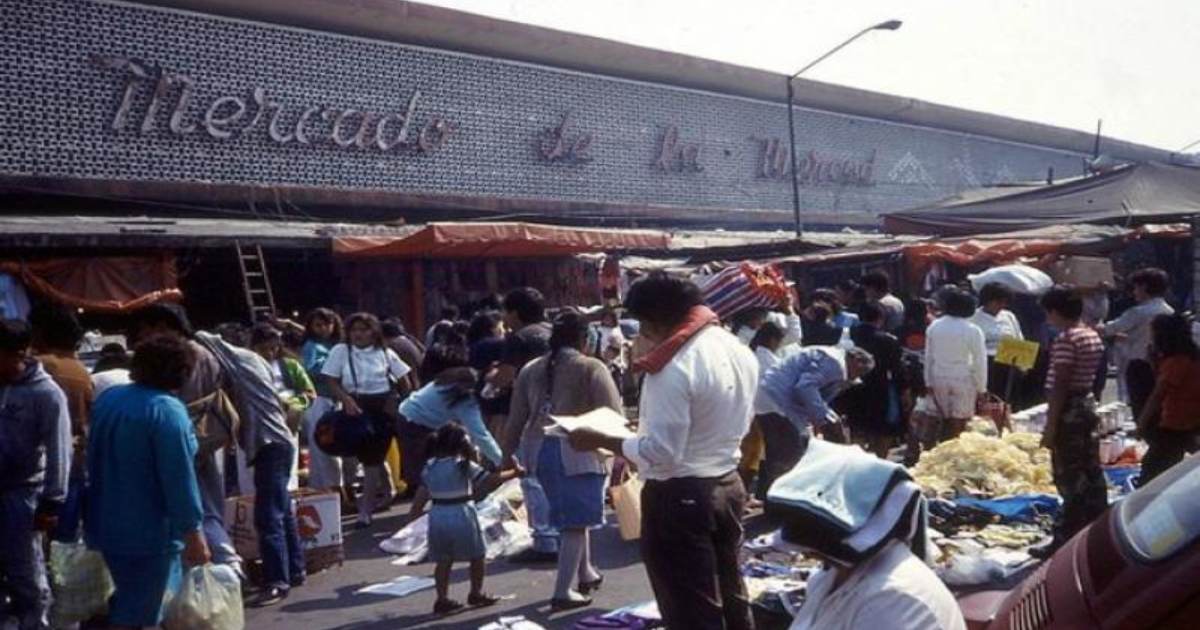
[397,344,503,493]
[86,334,211,629]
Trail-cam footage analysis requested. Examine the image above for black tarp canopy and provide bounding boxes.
[882,162,1200,236]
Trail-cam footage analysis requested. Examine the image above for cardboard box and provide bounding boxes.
[1050,256,1114,289]
[225,489,343,564]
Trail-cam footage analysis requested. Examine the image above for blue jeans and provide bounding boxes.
[517,440,559,553]
[51,476,85,543]
[0,488,50,629]
[196,447,241,569]
[254,442,305,590]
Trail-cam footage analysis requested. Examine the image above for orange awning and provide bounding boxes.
[333,222,671,258]
[0,255,182,313]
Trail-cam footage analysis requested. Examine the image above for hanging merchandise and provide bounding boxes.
[0,272,31,320]
[921,261,948,294]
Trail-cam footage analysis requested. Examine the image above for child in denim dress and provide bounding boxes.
[408,421,522,615]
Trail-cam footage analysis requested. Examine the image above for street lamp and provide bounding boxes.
[787,19,902,236]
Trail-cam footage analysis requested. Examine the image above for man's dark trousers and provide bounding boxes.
[640,470,754,630]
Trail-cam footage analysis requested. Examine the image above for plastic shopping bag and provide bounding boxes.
[609,467,643,541]
[164,564,244,630]
[48,541,114,627]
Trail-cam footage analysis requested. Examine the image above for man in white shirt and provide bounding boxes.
[570,273,758,630]
[925,289,987,436]
[1102,268,1174,413]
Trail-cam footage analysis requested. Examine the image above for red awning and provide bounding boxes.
[0,255,182,313]
[333,222,671,258]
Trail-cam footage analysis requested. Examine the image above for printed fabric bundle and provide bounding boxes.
[692,262,790,321]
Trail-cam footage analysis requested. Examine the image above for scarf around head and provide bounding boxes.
[633,305,720,375]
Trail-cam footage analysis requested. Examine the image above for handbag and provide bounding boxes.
[186,389,241,457]
[609,465,643,541]
[314,408,373,458]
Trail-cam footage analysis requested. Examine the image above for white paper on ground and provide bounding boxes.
[479,615,547,630]
[545,407,634,440]
[380,479,531,565]
[354,575,435,598]
[605,600,661,621]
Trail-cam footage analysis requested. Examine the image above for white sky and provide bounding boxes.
[418,0,1200,151]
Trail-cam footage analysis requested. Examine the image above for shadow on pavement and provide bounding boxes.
[323,598,604,630]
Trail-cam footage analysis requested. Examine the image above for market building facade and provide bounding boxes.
[0,0,1171,230]
[0,0,1181,330]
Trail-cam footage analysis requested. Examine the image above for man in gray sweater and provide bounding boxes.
[0,319,71,630]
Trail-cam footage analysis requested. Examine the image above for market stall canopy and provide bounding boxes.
[882,163,1200,236]
[333,222,671,258]
[902,223,1189,284]
[0,255,181,313]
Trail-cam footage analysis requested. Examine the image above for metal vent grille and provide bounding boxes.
[1009,566,1053,630]
[0,0,1087,217]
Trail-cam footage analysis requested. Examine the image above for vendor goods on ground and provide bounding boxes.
[912,431,1055,496]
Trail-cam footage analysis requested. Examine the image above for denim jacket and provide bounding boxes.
[759,346,848,433]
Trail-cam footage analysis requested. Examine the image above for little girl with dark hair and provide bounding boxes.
[408,422,523,616]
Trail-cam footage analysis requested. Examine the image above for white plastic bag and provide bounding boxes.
[48,541,114,627]
[164,564,244,630]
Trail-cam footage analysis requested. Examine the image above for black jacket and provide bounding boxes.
[840,323,906,436]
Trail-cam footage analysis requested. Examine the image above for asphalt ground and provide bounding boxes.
[244,499,656,630]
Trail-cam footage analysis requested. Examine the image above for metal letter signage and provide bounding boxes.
[654,125,703,173]
[89,54,455,156]
[535,112,594,165]
[754,136,876,187]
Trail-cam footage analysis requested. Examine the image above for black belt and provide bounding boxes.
[644,469,741,486]
[432,496,471,506]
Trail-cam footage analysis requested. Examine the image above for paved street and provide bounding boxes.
[246,500,654,630]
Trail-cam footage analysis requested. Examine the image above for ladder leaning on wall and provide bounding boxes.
[234,240,277,321]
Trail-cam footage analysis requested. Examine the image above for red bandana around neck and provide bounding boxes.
[633,305,720,374]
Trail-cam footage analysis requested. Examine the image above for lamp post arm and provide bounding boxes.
[789,26,877,81]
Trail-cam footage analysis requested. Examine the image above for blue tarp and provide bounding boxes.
[953,494,1061,524]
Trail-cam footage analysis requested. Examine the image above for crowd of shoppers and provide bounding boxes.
[1,257,1194,629]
